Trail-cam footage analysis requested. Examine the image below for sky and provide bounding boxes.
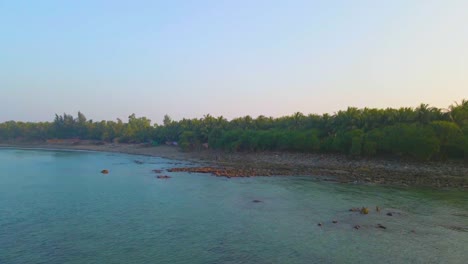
[1,0,467,124]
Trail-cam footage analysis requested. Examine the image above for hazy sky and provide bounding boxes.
[1,0,467,124]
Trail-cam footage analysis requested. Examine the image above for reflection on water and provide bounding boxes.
[0,149,467,264]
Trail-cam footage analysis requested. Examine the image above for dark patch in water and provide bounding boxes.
[451,213,468,217]
[441,225,468,232]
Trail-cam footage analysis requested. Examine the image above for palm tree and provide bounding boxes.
[449,99,468,126]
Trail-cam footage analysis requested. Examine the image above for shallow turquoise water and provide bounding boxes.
[0,148,467,264]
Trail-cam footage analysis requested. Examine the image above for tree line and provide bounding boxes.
[1,100,468,161]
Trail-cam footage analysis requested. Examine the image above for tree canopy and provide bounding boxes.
[1,100,468,161]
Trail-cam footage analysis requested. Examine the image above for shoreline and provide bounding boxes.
[1,142,467,189]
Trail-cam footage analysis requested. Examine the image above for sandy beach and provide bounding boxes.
[1,141,467,189]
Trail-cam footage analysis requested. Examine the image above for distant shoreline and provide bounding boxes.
[1,142,467,189]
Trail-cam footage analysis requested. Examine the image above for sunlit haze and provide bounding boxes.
[1,0,467,124]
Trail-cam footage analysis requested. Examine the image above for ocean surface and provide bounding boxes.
[0,148,467,264]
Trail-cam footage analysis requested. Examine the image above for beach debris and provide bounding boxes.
[318,223,323,227]
[332,220,338,224]
[354,225,361,230]
[360,207,369,214]
[134,160,144,164]
[376,224,386,229]
[252,200,262,203]
[101,170,109,174]
[386,212,393,216]
[152,169,163,173]
[156,175,171,179]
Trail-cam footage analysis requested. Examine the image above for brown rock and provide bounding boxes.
[360,207,369,214]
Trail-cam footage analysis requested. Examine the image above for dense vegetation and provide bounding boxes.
[1,100,468,161]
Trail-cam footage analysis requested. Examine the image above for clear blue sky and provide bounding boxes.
[1,0,467,124]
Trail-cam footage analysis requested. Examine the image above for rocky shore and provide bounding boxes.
[1,141,467,189]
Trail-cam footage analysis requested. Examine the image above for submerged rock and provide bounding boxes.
[387,212,393,216]
[318,223,323,227]
[332,220,338,224]
[377,224,387,229]
[152,169,162,173]
[156,175,171,179]
[101,170,109,174]
[252,199,262,203]
[354,225,361,230]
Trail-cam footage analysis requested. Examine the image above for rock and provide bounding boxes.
[252,200,262,203]
[376,206,381,212]
[332,220,338,224]
[360,207,369,214]
[101,170,109,174]
[354,225,361,230]
[318,223,323,227]
[386,212,393,216]
[377,224,386,229]
[332,170,350,175]
[349,207,360,212]
[156,175,171,179]
[152,169,162,173]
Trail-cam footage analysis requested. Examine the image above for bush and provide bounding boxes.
[430,121,465,159]
[380,124,440,160]
[349,130,364,156]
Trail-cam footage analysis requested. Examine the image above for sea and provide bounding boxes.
[0,148,467,264]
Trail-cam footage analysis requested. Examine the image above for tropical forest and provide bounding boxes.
[1,100,467,161]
